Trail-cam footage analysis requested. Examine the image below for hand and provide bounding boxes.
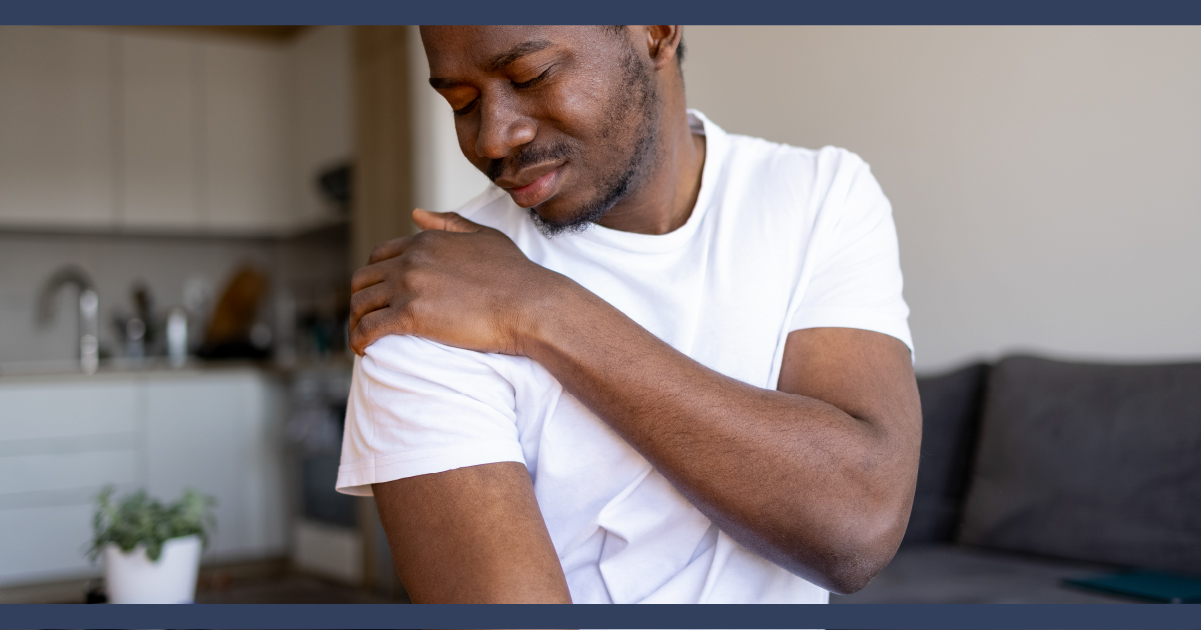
[349,209,569,356]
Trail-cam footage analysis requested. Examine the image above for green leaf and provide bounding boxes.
[87,486,217,564]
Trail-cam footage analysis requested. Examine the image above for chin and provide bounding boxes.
[530,196,585,226]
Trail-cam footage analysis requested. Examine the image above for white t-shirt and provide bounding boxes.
[336,110,912,604]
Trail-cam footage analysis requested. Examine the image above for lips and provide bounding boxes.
[499,164,564,208]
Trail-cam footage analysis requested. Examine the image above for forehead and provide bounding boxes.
[420,26,613,74]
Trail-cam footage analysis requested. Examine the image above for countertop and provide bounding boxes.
[0,355,353,382]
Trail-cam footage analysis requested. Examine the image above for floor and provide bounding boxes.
[5,545,1142,605]
[195,574,405,604]
[0,558,407,605]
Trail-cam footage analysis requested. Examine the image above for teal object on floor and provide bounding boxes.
[1063,570,1201,603]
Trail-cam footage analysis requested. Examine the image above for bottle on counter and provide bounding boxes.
[166,307,188,368]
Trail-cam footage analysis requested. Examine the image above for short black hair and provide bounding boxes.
[605,26,685,68]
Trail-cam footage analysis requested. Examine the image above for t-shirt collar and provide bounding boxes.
[568,109,725,254]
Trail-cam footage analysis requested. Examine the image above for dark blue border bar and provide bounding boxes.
[2,0,1201,25]
[3,603,1200,629]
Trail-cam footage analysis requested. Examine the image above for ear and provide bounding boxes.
[643,26,683,71]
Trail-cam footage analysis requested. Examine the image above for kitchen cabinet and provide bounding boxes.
[0,26,352,237]
[291,26,353,229]
[0,26,116,230]
[118,31,201,231]
[201,40,292,234]
[0,368,288,587]
[144,371,287,560]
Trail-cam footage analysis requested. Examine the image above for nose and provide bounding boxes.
[474,91,536,160]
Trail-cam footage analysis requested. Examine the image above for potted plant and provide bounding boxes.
[87,486,216,604]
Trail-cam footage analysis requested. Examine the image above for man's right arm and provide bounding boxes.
[373,462,571,603]
[336,335,570,603]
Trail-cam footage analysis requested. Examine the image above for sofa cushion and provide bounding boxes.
[904,363,990,543]
[832,544,1126,603]
[957,356,1201,575]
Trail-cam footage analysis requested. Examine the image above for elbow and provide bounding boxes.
[810,523,905,595]
[827,507,909,595]
[816,546,893,596]
[771,499,910,596]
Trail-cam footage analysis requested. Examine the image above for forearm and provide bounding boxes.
[521,286,918,592]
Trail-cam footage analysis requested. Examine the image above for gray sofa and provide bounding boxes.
[834,355,1201,603]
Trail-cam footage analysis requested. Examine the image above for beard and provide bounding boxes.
[485,41,661,239]
[526,111,656,238]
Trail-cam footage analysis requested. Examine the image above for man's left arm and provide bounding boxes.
[349,209,921,595]
[513,287,921,596]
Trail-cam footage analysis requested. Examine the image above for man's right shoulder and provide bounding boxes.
[361,334,515,388]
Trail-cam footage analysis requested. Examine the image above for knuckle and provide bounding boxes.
[402,247,433,268]
[398,275,421,297]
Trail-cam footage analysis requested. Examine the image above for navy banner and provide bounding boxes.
[3,603,1200,629]
[2,0,1201,25]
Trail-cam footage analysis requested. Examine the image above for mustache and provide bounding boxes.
[485,142,574,183]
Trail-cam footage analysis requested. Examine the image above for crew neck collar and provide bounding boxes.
[569,109,724,254]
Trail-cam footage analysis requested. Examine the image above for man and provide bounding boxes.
[337,25,921,604]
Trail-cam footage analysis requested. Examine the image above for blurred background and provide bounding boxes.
[0,25,1196,604]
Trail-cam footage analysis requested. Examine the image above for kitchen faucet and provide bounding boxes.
[37,265,100,374]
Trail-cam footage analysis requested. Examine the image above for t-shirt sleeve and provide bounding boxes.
[789,153,914,356]
[335,335,527,497]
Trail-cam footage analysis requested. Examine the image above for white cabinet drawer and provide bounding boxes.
[0,450,140,495]
[0,380,139,441]
[0,502,96,585]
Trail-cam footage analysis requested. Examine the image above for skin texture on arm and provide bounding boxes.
[373,461,572,603]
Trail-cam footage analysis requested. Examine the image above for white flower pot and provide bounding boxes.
[102,534,202,604]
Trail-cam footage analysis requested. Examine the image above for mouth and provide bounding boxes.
[499,163,565,208]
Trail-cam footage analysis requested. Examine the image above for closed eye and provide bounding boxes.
[452,66,554,116]
[512,67,552,90]
[453,99,478,116]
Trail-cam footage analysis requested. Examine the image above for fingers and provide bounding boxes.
[350,262,387,293]
[367,235,413,265]
[348,282,393,334]
[413,208,482,234]
[349,306,409,356]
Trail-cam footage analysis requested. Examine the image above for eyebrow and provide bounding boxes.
[428,39,555,90]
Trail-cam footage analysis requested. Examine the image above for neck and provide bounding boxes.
[596,101,706,236]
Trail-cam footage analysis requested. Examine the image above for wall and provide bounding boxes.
[683,26,1201,373]
[351,26,415,267]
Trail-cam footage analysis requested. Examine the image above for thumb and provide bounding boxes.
[412,208,482,234]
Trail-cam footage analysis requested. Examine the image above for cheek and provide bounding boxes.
[540,73,616,146]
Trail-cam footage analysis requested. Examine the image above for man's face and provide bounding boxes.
[421,26,660,236]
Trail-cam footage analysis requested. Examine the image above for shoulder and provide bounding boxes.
[722,134,872,204]
[710,133,882,240]
[360,335,516,400]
